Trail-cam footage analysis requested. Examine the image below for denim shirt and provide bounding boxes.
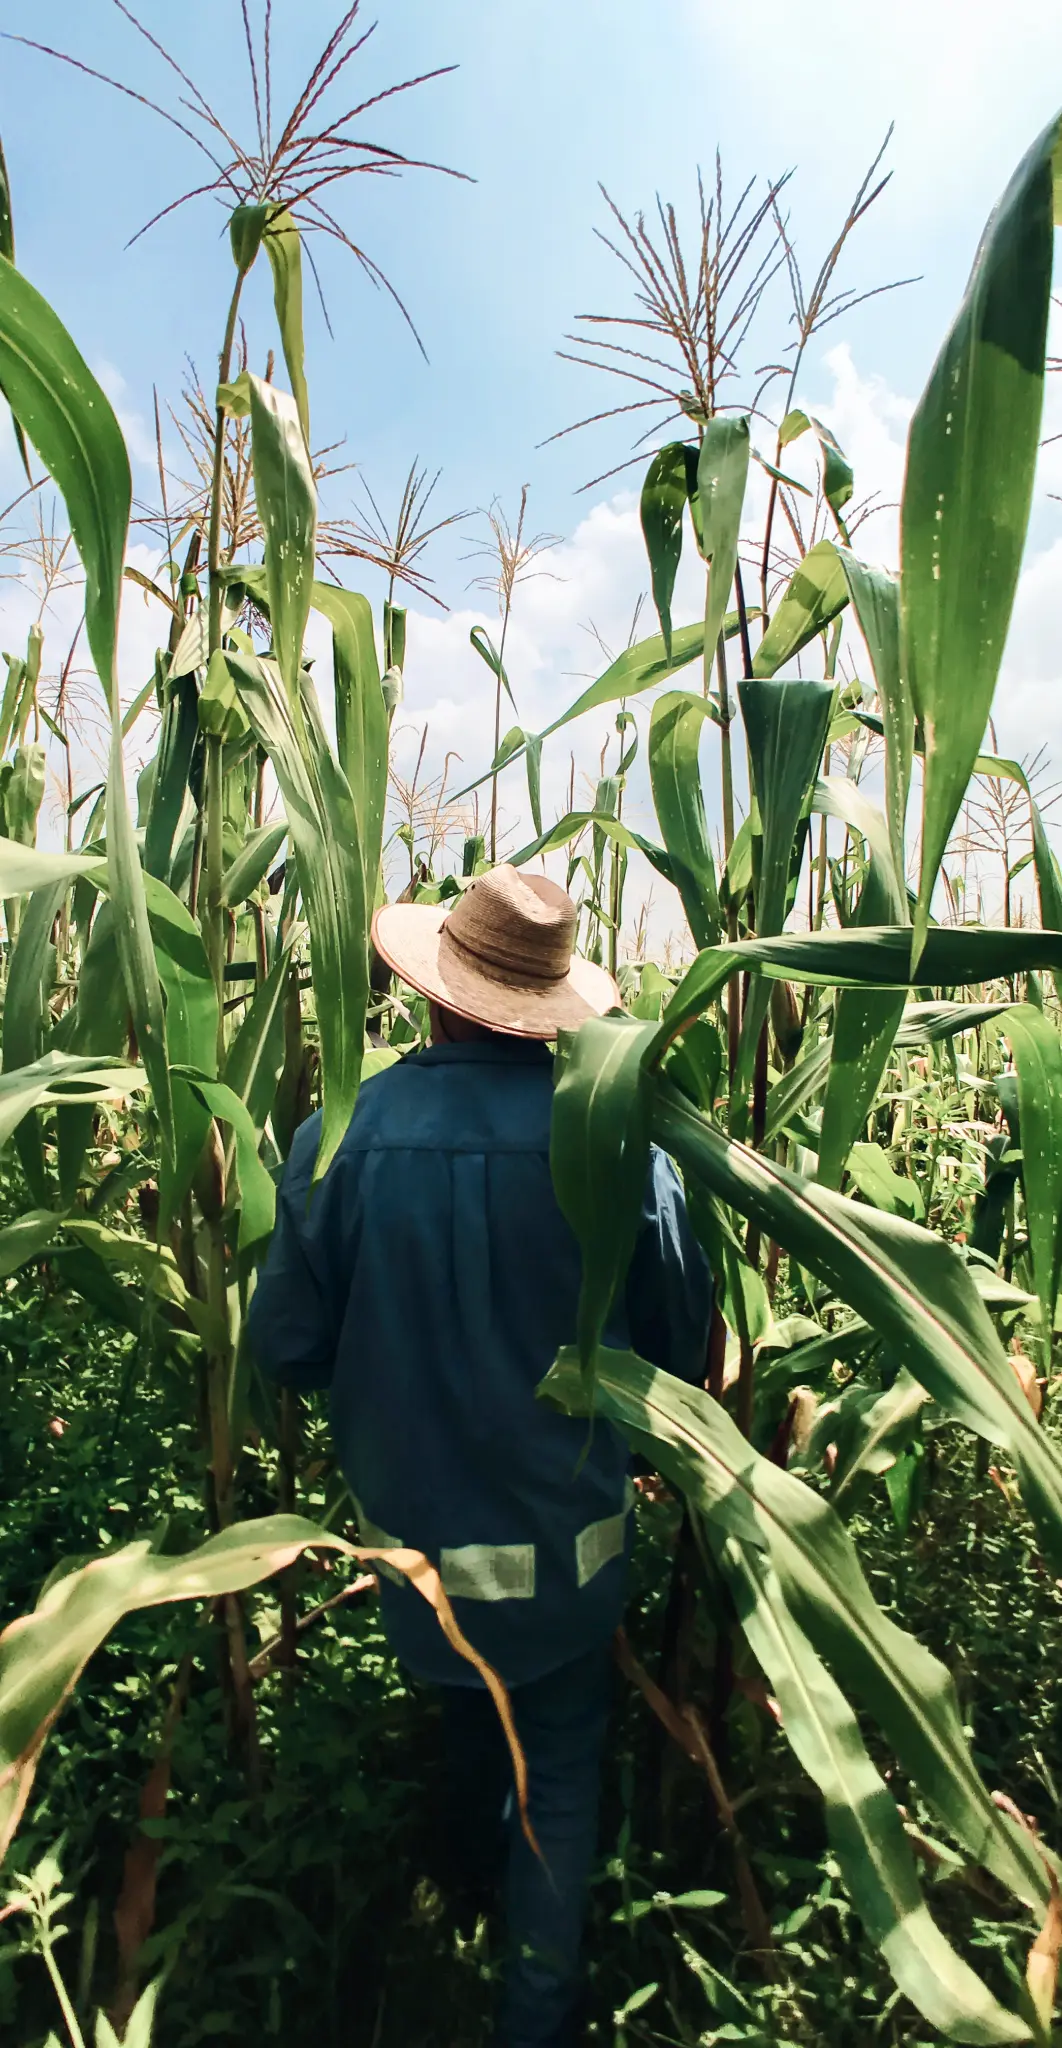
[248,1039,712,1686]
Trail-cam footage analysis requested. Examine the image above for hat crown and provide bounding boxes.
[444,865,576,986]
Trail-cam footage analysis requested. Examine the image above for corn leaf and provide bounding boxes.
[0,1207,65,1278]
[903,113,1062,964]
[726,1541,1026,2044]
[226,651,369,1181]
[640,442,689,659]
[1002,1004,1062,1339]
[654,924,1062,1054]
[264,208,309,447]
[542,620,711,739]
[219,819,288,908]
[223,938,295,1139]
[246,374,316,708]
[0,1516,522,1864]
[648,692,721,949]
[828,1371,929,1513]
[752,539,848,677]
[837,552,909,883]
[544,1337,1049,1917]
[696,417,750,659]
[652,1082,1062,1577]
[734,680,835,1110]
[0,253,173,1170]
[224,566,388,927]
[509,808,689,902]
[550,1015,656,1373]
[2,880,65,1203]
[306,581,388,915]
[170,1067,275,1252]
[0,133,31,483]
[0,1053,144,1151]
[144,671,197,883]
[812,778,907,1185]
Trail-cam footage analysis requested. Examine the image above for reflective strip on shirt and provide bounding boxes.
[356,1483,634,1603]
[440,1542,536,1602]
[575,1476,637,1589]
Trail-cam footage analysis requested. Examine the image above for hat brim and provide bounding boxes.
[372,900,620,1038]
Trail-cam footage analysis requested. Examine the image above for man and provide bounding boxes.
[249,863,712,2048]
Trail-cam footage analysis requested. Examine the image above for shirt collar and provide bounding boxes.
[412,1039,554,1069]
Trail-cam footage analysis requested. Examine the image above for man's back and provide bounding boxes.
[250,1036,709,1684]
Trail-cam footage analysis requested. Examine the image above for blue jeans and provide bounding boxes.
[438,1644,613,2048]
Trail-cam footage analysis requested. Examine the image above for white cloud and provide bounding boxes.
[687,0,1062,229]
[94,361,159,471]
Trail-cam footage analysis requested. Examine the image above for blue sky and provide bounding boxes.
[5,0,1062,544]
[2,1,1062,917]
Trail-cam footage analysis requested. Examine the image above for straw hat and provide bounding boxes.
[371,864,619,1038]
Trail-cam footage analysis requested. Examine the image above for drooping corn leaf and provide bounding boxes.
[779,411,854,527]
[846,1142,925,1221]
[263,208,309,447]
[0,1516,523,1864]
[541,620,712,738]
[226,651,369,1182]
[508,808,689,902]
[1002,1004,1062,1340]
[0,132,31,482]
[897,999,1012,1042]
[696,416,750,660]
[752,539,848,677]
[837,550,910,882]
[550,1015,656,1374]
[0,1207,65,1278]
[219,819,288,908]
[651,1081,1062,1576]
[0,1053,144,1152]
[144,670,197,883]
[812,777,907,1186]
[725,1539,1024,2043]
[827,1371,929,1513]
[652,923,1062,1056]
[733,680,834,1113]
[544,1338,1049,1920]
[640,441,689,659]
[223,566,389,930]
[246,374,316,709]
[2,880,65,1203]
[647,691,721,949]
[223,937,295,1139]
[0,254,173,1169]
[64,1216,225,1353]
[228,201,270,277]
[471,622,518,713]
[452,614,743,802]
[170,1067,275,1252]
[306,581,388,914]
[903,113,1062,965]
